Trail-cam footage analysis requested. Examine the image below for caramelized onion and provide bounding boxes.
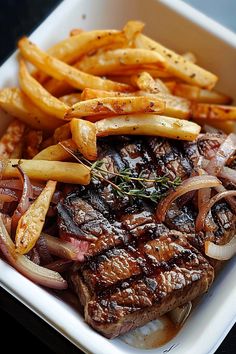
[0,188,18,202]
[43,233,88,261]
[45,259,73,273]
[156,175,221,223]
[206,133,236,175]
[219,166,236,184]
[12,166,33,232]
[196,190,236,232]
[0,216,67,289]
[205,236,236,260]
[169,302,192,325]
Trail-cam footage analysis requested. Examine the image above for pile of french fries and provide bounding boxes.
[0,20,235,185]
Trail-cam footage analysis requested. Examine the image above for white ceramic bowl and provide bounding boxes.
[0,1,235,353]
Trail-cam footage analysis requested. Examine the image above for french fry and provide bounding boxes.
[19,60,70,120]
[131,72,161,93]
[70,119,97,161]
[134,34,218,89]
[96,114,201,141]
[33,139,77,161]
[3,159,90,185]
[19,38,133,93]
[191,103,236,121]
[194,119,235,134]
[182,52,197,63]
[77,48,166,76]
[53,123,71,142]
[0,88,63,130]
[66,96,165,119]
[0,119,25,158]
[80,88,191,119]
[166,82,232,104]
[123,20,145,45]
[33,29,126,83]
[109,69,172,78]
[44,79,73,97]
[154,79,171,94]
[15,180,57,254]
[59,93,81,106]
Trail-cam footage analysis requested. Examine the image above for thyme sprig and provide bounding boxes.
[59,143,181,203]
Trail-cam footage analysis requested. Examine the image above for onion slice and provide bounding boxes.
[219,166,236,184]
[0,216,67,289]
[43,233,88,261]
[196,190,236,232]
[0,187,18,202]
[12,166,33,232]
[156,175,221,223]
[205,235,236,260]
[206,133,236,176]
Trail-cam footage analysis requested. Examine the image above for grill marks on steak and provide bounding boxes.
[57,134,235,338]
[72,232,213,337]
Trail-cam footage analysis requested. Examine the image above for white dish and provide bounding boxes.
[0,0,235,353]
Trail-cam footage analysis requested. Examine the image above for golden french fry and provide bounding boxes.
[33,30,126,83]
[43,79,73,97]
[123,20,145,45]
[19,38,133,93]
[3,159,90,185]
[0,119,25,158]
[19,60,70,120]
[194,119,235,134]
[15,180,57,254]
[182,52,197,63]
[77,48,166,76]
[71,119,97,160]
[166,82,232,104]
[134,34,218,89]
[80,88,191,119]
[131,72,161,93]
[59,93,81,106]
[53,123,71,142]
[66,96,165,119]
[154,79,170,94]
[96,114,201,141]
[0,88,63,130]
[108,69,172,78]
[33,139,77,161]
[191,103,236,120]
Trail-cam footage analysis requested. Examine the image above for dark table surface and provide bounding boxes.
[0,1,235,353]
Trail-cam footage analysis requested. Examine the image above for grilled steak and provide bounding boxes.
[57,134,235,338]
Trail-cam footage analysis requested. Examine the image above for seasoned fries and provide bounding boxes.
[192,103,236,121]
[134,34,218,89]
[19,60,70,120]
[77,48,166,76]
[0,119,25,158]
[33,139,77,161]
[0,88,63,130]
[65,96,165,119]
[96,114,201,141]
[131,71,161,93]
[34,29,126,83]
[166,82,232,104]
[19,37,133,93]
[71,119,97,160]
[2,159,90,185]
[15,180,57,254]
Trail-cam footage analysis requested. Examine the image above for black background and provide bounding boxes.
[0,1,235,353]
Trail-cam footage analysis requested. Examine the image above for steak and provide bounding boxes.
[57,134,235,338]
